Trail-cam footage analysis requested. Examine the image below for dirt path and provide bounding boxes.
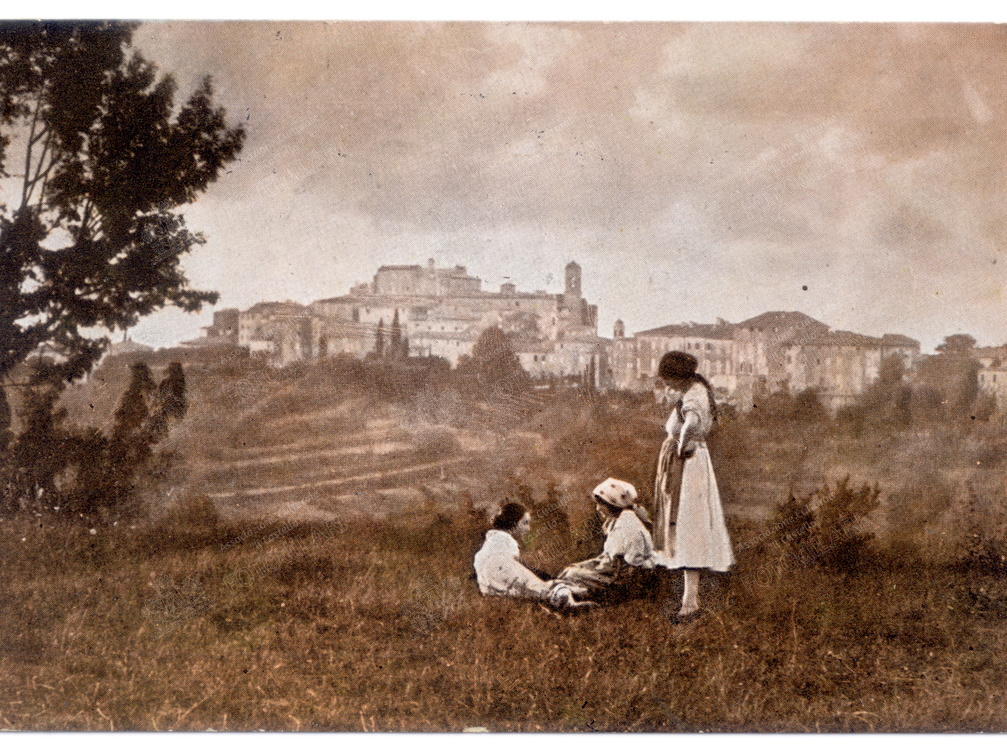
[206,455,474,501]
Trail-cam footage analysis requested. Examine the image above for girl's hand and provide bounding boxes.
[678,411,699,457]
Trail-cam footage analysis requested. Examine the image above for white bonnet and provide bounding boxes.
[592,478,638,509]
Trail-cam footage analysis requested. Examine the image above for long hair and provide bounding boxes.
[692,373,718,422]
[659,350,717,421]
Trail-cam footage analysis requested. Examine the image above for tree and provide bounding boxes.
[458,326,531,394]
[935,334,977,355]
[0,359,190,517]
[0,22,244,406]
[389,308,404,360]
[373,318,385,359]
[916,334,980,419]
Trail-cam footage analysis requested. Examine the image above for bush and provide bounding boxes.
[0,360,189,520]
[770,477,881,572]
[748,389,829,428]
[952,486,1007,573]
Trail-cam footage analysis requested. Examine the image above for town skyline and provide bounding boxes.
[96,20,1007,354]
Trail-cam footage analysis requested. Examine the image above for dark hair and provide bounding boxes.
[593,494,622,517]
[492,501,527,531]
[658,351,698,381]
[658,350,718,421]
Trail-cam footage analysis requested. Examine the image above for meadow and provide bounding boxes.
[2,355,1007,732]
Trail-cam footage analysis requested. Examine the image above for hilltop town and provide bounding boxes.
[186,259,1007,412]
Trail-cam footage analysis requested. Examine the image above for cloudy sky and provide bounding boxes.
[119,20,1006,352]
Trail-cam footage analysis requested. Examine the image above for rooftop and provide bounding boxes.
[787,329,883,348]
[635,321,736,340]
[736,311,828,332]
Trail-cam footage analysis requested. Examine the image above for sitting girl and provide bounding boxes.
[548,478,671,607]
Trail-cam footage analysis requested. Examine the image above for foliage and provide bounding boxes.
[0,21,244,394]
[455,326,531,395]
[0,359,188,518]
[912,336,980,421]
[771,477,881,571]
[954,485,1007,573]
[747,388,828,427]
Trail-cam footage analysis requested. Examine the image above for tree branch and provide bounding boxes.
[19,94,44,209]
[24,131,56,208]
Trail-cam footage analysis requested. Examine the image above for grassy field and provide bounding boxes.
[3,356,1007,732]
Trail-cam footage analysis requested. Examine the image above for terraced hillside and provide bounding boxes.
[56,351,817,528]
[140,357,564,525]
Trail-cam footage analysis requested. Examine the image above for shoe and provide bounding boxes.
[669,608,703,624]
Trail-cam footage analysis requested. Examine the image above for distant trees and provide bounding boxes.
[372,318,385,359]
[915,334,981,420]
[369,310,409,361]
[837,334,990,432]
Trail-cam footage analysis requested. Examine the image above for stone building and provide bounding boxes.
[974,346,1007,410]
[880,333,922,371]
[237,301,312,366]
[609,309,919,411]
[232,260,608,384]
[617,321,737,397]
[783,330,884,409]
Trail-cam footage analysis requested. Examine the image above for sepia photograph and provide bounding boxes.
[1,12,1007,734]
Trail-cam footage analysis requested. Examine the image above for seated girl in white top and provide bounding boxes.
[473,501,556,602]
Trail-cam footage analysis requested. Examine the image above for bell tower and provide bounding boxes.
[564,261,582,298]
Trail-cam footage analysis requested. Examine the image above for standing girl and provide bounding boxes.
[654,351,734,621]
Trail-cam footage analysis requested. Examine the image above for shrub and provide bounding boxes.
[770,477,881,572]
[0,360,189,520]
[748,389,829,428]
[952,486,1007,573]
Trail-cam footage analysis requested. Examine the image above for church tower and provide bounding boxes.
[564,261,582,298]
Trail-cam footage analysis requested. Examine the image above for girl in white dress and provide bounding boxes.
[654,351,734,621]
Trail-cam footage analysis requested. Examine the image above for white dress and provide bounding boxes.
[657,382,734,572]
[473,529,554,601]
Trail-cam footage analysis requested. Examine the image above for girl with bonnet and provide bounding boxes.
[654,351,734,622]
[547,478,671,608]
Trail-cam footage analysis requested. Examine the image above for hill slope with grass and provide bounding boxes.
[3,353,1007,730]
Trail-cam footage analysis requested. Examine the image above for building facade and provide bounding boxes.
[230,260,608,386]
[608,310,920,410]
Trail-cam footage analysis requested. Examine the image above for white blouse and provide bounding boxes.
[602,510,673,570]
[473,530,554,601]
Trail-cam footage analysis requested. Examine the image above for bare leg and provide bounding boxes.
[680,569,700,615]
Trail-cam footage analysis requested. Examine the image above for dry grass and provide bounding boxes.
[1,505,1007,732]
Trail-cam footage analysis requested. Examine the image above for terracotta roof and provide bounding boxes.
[244,301,307,316]
[635,322,735,340]
[735,311,828,332]
[787,330,883,348]
[881,333,921,348]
